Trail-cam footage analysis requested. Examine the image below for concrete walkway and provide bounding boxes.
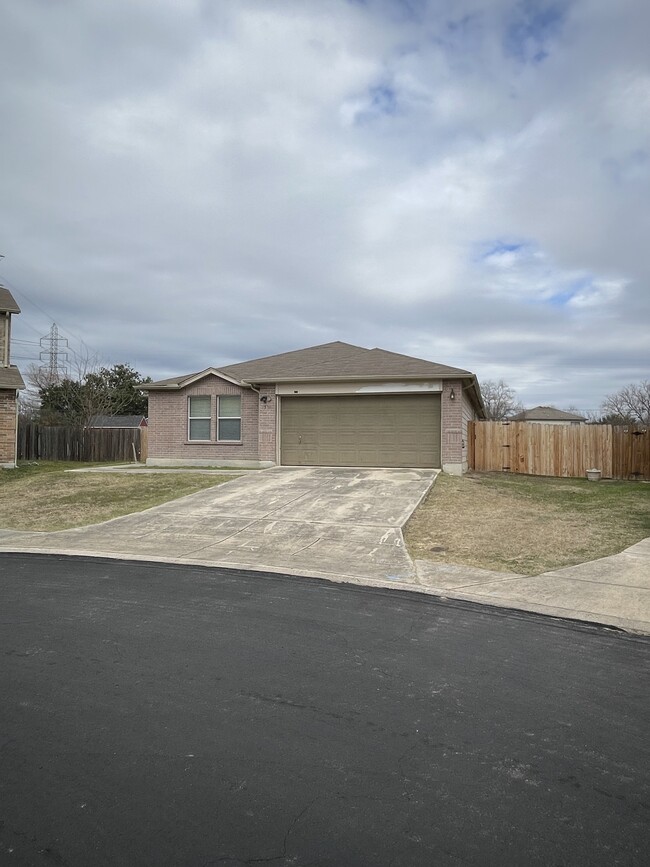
[0,465,648,634]
[415,539,650,634]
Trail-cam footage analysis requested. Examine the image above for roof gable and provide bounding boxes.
[145,367,246,390]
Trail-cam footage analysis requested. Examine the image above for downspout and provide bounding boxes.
[14,389,19,468]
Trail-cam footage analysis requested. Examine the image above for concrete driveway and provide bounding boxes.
[0,467,437,583]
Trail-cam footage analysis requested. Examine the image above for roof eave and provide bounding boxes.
[243,372,472,385]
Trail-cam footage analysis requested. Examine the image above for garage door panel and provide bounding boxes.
[281,395,440,468]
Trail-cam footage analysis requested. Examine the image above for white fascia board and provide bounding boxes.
[173,368,246,389]
[275,380,443,396]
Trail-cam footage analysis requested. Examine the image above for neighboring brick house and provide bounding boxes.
[144,342,485,474]
[511,406,586,425]
[0,285,25,468]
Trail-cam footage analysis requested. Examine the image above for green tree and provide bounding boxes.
[85,364,151,416]
[38,364,151,426]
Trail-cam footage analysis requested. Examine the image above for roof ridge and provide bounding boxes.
[222,340,367,368]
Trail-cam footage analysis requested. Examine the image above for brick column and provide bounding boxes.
[0,390,18,468]
[441,379,463,475]
[258,385,277,464]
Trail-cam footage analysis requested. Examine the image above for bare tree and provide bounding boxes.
[28,343,149,427]
[480,379,524,420]
[562,405,585,416]
[600,381,650,425]
[17,391,40,423]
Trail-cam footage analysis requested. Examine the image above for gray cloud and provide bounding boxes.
[1,0,648,415]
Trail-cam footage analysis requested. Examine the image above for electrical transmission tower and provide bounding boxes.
[39,323,69,384]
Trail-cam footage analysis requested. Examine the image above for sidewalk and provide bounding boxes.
[415,538,650,634]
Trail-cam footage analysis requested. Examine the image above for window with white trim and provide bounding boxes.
[188,395,211,441]
[218,395,241,441]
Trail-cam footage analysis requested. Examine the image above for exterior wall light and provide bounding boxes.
[449,388,455,400]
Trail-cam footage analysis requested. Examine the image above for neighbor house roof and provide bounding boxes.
[511,406,586,422]
[147,342,473,388]
[89,415,148,428]
[0,366,25,390]
[0,285,21,314]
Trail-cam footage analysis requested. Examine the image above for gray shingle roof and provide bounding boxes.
[219,341,473,381]
[89,415,147,428]
[0,366,25,390]
[512,405,586,421]
[0,286,21,314]
[146,342,474,389]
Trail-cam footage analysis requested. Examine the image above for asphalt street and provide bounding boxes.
[1,553,648,866]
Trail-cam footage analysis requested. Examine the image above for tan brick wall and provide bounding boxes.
[0,389,18,466]
[461,388,477,465]
[441,379,463,468]
[258,384,277,462]
[148,375,262,462]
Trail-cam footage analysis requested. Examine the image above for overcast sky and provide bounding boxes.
[1,0,648,413]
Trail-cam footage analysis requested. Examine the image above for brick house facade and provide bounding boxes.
[145,342,484,474]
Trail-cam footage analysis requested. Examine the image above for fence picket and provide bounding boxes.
[17,424,145,463]
[468,421,648,480]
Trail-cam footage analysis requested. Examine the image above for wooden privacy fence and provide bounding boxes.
[468,421,649,480]
[18,424,148,463]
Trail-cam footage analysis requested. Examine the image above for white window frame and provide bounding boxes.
[188,395,212,442]
[217,395,242,443]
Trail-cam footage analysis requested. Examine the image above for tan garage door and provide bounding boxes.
[280,394,441,468]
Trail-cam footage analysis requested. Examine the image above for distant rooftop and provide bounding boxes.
[512,405,586,422]
[89,415,148,428]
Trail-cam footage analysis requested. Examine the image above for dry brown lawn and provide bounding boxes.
[405,472,650,575]
[0,462,235,531]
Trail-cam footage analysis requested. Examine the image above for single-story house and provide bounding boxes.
[511,406,586,425]
[89,415,148,429]
[0,285,25,468]
[144,341,485,474]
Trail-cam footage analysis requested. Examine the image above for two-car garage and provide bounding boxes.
[280,394,441,468]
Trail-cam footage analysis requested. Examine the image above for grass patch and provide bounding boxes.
[0,462,237,531]
[405,472,650,575]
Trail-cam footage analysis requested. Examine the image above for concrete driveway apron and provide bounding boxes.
[0,468,437,583]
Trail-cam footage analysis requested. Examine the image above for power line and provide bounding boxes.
[0,271,101,356]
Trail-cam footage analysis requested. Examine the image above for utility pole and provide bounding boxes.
[39,323,69,384]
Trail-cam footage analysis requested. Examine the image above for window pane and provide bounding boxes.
[218,418,241,441]
[189,396,211,417]
[189,418,211,440]
[219,396,241,418]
